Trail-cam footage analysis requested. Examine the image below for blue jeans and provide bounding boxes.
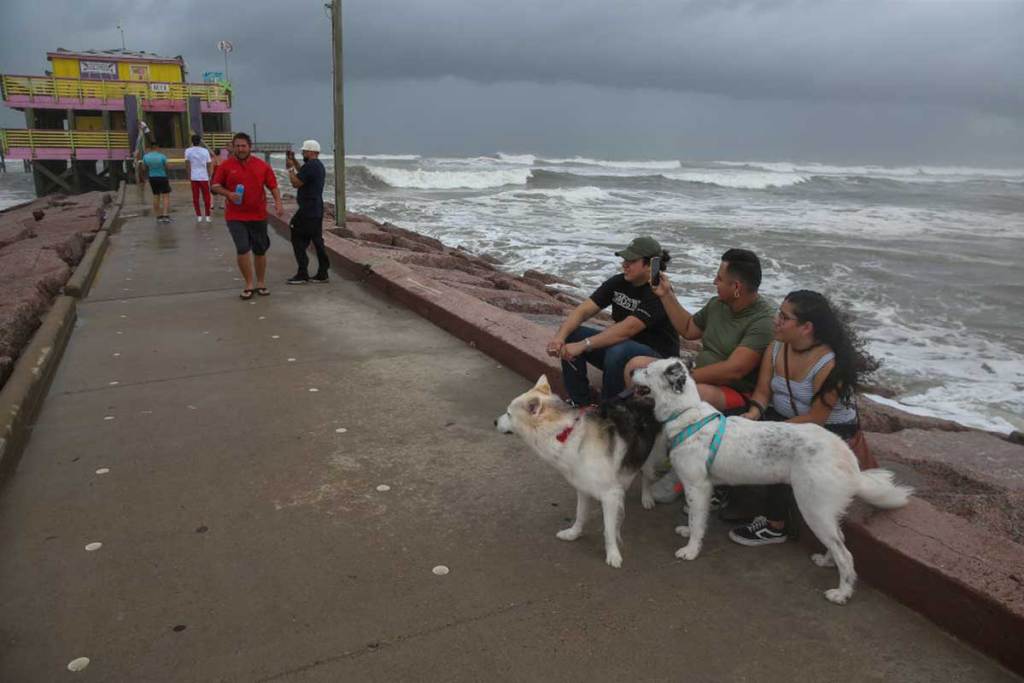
[561,326,661,405]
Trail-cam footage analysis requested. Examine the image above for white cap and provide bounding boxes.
[301,139,321,152]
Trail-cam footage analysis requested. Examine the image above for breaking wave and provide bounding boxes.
[357,165,531,190]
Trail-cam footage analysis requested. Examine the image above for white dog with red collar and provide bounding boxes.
[496,375,664,568]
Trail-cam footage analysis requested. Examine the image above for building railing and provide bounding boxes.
[203,133,234,150]
[1,74,231,105]
[1,128,131,153]
[200,135,293,154]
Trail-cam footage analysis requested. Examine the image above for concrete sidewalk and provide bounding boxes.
[0,187,1017,682]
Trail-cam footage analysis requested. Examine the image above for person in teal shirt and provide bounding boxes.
[141,139,172,223]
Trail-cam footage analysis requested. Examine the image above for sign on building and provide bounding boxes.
[149,82,171,93]
[202,71,225,83]
[80,60,117,80]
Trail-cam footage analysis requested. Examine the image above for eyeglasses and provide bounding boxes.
[776,310,798,323]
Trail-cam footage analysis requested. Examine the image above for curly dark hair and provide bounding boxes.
[785,290,879,406]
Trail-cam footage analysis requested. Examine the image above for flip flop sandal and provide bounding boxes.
[255,287,271,296]
[240,289,254,300]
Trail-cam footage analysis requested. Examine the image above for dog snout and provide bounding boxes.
[495,413,514,434]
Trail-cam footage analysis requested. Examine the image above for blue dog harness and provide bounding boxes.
[663,411,728,475]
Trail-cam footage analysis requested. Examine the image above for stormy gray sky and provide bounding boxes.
[2,0,1022,165]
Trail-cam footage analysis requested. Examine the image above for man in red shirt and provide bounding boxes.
[211,132,284,299]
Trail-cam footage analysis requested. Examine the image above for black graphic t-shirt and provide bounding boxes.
[589,274,680,358]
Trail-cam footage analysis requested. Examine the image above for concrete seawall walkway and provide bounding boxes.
[0,186,1017,681]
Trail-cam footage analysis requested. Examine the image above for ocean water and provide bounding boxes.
[3,155,1021,433]
[302,153,1024,434]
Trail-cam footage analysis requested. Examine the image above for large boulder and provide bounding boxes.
[522,269,574,287]
[859,397,970,434]
[869,429,1024,543]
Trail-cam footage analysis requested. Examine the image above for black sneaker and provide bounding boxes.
[287,275,309,285]
[728,516,787,547]
[310,273,329,284]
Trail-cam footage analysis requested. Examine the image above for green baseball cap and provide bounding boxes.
[615,236,662,260]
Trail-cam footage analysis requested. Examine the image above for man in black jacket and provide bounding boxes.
[285,140,329,284]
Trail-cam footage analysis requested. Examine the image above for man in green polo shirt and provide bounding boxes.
[625,248,775,505]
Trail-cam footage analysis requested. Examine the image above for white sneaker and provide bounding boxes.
[196,216,203,224]
[204,216,211,223]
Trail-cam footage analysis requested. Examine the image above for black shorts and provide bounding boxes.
[148,177,171,195]
[226,220,270,256]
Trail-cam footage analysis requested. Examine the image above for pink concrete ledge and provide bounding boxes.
[844,500,1024,674]
[268,213,1024,675]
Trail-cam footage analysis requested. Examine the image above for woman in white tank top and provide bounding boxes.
[728,290,867,547]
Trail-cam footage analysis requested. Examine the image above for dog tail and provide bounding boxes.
[856,469,913,509]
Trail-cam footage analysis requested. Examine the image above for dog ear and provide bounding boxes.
[664,361,688,393]
[527,397,542,415]
[533,375,552,395]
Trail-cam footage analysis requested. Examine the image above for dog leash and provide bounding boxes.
[661,411,728,474]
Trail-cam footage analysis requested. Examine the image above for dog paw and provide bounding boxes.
[605,550,623,568]
[641,492,655,510]
[811,552,836,568]
[556,527,582,541]
[824,588,851,605]
[674,525,690,538]
[675,544,700,561]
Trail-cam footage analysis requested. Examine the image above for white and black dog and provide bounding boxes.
[495,376,663,568]
[632,358,912,604]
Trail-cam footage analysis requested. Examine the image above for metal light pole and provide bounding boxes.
[330,0,346,225]
[218,40,233,82]
[117,22,126,51]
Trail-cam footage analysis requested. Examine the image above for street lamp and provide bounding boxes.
[217,40,233,82]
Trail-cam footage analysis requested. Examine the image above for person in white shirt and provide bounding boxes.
[184,135,214,223]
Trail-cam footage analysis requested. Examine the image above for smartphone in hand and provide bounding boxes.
[650,256,662,286]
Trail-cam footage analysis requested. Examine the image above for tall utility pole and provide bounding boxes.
[117,22,126,51]
[330,0,346,225]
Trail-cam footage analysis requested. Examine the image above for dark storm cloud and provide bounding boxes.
[1,0,1022,162]
[3,1,1021,110]
[343,0,1024,114]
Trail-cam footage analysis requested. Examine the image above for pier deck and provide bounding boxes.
[0,185,1017,681]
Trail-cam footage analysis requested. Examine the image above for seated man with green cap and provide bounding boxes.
[546,236,679,406]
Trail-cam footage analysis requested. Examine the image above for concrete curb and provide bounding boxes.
[63,230,109,298]
[63,181,125,298]
[0,296,77,479]
[269,213,1024,675]
[2,182,126,477]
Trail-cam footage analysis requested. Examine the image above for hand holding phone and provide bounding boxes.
[649,256,662,287]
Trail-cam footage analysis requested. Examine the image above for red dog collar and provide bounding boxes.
[556,407,594,443]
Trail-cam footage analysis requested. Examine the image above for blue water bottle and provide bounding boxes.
[233,183,245,205]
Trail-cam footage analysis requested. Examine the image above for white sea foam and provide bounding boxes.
[362,166,531,190]
[540,156,682,171]
[346,153,421,161]
[665,170,810,189]
[504,186,614,204]
[495,152,537,165]
[714,160,1024,182]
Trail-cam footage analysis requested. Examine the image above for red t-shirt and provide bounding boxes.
[212,155,278,221]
